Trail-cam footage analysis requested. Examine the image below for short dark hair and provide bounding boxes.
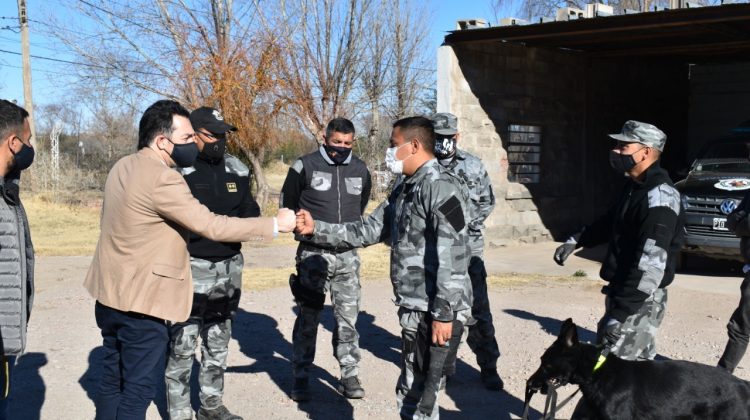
[137,100,190,150]
[393,116,435,155]
[325,117,355,139]
[0,100,29,142]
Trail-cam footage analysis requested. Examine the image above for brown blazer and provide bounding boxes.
[84,147,274,322]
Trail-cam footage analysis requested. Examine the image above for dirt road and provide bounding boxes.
[8,244,748,419]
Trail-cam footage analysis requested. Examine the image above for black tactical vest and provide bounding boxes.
[299,151,368,223]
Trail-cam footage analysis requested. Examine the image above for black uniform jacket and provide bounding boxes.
[578,162,685,322]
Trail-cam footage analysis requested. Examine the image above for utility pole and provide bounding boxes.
[17,0,36,148]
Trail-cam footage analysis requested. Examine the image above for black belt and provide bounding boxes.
[297,243,351,255]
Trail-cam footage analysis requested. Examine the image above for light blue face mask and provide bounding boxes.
[385,143,412,175]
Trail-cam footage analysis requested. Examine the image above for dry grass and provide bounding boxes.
[487,272,604,290]
[265,160,290,192]
[24,194,101,256]
[242,267,295,291]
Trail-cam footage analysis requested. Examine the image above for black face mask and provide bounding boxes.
[434,137,457,159]
[200,138,226,162]
[168,139,199,168]
[11,140,34,171]
[323,144,352,165]
[609,149,640,174]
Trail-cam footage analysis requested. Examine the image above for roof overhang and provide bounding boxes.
[443,4,750,62]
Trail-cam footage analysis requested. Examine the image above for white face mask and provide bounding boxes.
[385,143,411,175]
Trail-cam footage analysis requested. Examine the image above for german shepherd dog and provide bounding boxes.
[526,319,750,419]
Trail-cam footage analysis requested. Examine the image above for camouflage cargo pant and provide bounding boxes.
[597,288,668,361]
[396,308,471,420]
[292,246,361,380]
[465,242,500,370]
[165,254,243,420]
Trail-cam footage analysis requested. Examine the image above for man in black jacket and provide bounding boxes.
[165,107,258,420]
[554,120,684,361]
[719,156,750,373]
[281,118,372,401]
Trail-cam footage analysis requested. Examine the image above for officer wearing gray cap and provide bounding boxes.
[554,120,684,361]
[430,112,503,391]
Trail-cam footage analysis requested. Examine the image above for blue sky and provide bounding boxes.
[0,1,507,108]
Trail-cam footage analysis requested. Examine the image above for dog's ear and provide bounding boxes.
[559,318,578,348]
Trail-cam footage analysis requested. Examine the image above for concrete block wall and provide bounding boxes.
[438,42,692,246]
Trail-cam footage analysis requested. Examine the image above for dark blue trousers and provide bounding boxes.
[94,301,168,420]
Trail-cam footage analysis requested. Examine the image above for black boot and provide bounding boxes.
[195,405,243,420]
[291,378,311,402]
[338,376,365,399]
[480,368,504,391]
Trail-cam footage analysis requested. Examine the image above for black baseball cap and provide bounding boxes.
[189,107,237,134]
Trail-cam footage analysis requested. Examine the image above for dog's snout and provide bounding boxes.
[527,369,545,392]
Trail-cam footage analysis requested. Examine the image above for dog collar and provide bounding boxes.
[593,354,607,372]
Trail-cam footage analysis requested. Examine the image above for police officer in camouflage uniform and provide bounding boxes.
[430,113,503,391]
[281,117,372,401]
[296,116,472,419]
[554,120,684,361]
[165,107,259,420]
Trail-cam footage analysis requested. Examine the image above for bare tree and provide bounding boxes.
[48,0,283,206]
[386,0,432,120]
[274,0,372,139]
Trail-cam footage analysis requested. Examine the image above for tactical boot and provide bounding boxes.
[338,376,365,399]
[195,405,243,420]
[291,378,311,402]
[480,368,504,391]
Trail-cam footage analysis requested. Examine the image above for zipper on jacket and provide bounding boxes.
[336,165,342,223]
[14,204,27,355]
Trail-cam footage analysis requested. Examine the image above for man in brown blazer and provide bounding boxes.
[84,99,295,419]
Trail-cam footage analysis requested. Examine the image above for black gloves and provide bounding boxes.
[601,319,622,348]
[553,242,576,266]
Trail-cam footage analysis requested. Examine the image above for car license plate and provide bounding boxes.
[713,217,728,231]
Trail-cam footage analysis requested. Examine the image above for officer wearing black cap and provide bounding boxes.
[164,107,259,420]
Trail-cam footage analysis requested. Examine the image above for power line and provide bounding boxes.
[0,48,171,78]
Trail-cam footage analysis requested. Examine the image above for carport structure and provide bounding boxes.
[437,4,750,243]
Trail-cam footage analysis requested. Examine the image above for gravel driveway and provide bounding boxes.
[8,244,748,419]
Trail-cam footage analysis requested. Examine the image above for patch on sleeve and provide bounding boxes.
[637,238,667,295]
[291,159,304,174]
[438,196,465,232]
[648,184,681,215]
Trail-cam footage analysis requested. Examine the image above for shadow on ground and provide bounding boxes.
[355,310,541,419]
[230,307,354,420]
[9,352,47,420]
[504,309,597,344]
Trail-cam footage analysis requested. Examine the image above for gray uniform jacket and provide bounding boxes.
[304,159,472,322]
[442,150,495,250]
[0,176,34,356]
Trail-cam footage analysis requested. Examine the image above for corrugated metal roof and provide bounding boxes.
[444,4,750,61]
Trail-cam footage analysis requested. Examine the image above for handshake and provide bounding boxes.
[275,208,315,235]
